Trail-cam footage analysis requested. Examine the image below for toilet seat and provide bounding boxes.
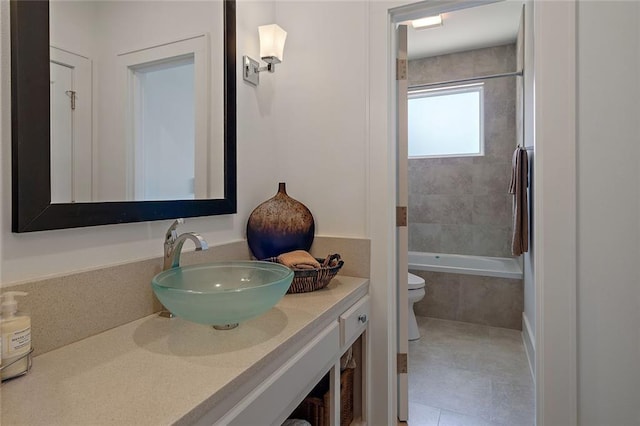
[408,272,425,290]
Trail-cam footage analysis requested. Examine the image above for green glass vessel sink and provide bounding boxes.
[151,261,294,327]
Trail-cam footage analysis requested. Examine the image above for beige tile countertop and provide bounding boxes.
[1,276,369,426]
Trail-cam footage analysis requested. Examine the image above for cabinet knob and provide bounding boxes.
[358,314,368,324]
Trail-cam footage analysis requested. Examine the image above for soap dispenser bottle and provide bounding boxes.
[1,291,32,381]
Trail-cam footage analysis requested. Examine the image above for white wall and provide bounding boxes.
[267,0,404,421]
[0,1,280,285]
[6,2,640,425]
[272,1,368,237]
[1,0,369,282]
[577,1,640,424]
[49,0,100,58]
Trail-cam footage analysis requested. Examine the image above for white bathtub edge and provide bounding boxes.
[407,251,523,280]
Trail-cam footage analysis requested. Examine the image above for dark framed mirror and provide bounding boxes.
[10,0,237,232]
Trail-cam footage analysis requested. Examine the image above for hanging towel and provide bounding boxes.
[509,146,529,256]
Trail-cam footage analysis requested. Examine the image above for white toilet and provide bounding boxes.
[408,272,426,341]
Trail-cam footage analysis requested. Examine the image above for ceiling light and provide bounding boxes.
[412,15,443,30]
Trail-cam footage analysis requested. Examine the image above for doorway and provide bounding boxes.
[49,47,93,203]
[393,1,534,424]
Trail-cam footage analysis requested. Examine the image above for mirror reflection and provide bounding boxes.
[49,0,225,203]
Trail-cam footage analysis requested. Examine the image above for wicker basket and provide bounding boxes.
[323,367,355,426]
[265,254,344,294]
[290,367,354,426]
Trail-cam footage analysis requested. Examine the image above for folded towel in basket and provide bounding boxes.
[277,250,321,269]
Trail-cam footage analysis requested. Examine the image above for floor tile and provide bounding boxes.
[438,409,497,426]
[408,316,534,426]
[407,402,440,426]
[408,363,493,419]
[490,382,535,426]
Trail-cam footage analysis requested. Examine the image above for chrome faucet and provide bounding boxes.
[163,219,209,270]
[159,219,208,318]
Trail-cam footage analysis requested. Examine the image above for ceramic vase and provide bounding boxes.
[246,183,315,259]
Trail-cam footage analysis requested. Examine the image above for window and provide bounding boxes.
[408,83,484,158]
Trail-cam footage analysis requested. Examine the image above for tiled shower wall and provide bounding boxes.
[408,44,517,257]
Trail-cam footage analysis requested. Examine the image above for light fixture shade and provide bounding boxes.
[259,24,287,64]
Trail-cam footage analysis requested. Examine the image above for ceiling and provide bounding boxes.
[407,1,524,60]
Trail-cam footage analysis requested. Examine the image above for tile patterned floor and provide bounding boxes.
[407,316,534,426]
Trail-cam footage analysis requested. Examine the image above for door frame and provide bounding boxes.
[118,34,210,201]
[382,1,578,424]
[49,46,93,202]
[395,23,409,423]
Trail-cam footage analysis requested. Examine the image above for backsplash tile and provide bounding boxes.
[3,238,369,356]
[10,258,164,357]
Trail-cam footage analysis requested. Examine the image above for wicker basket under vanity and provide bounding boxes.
[289,367,354,426]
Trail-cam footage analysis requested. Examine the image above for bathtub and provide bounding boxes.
[408,251,523,280]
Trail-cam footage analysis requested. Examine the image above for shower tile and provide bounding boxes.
[408,195,444,226]
[414,272,460,319]
[409,159,432,196]
[443,53,475,80]
[408,223,442,253]
[433,165,474,195]
[471,163,512,195]
[480,114,517,165]
[482,80,503,119]
[472,194,511,225]
[412,195,473,225]
[457,275,524,330]
[473,44,516,76]
[471,225,513,258]
[408,193,428,222]
[410,52,477,85]
[429,156,475,167]
[485,79,517,117]
[408,157,431,171]
[409,163,437,195]
[440,224,475,254]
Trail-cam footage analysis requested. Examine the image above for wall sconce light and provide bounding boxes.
[243,24,287,86]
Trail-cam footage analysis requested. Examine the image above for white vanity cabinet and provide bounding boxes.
[206,295,370,426]
[0,277,369,426]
